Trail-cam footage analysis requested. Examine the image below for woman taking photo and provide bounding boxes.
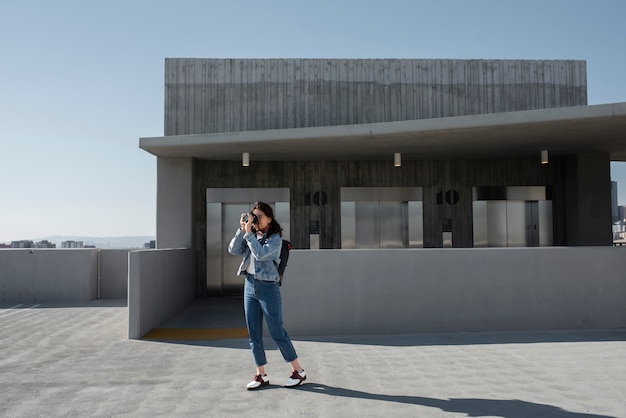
[228,201,306,390]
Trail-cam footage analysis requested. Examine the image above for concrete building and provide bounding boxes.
[61,240,84,248]
[615,205,626,241]
[133,58,626,338]
[611,180,619,222]
[11,240,34,248]
[34,240,56,248]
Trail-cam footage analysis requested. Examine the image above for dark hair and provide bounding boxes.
[251,201,283,237]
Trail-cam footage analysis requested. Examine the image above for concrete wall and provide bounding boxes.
[0,249,98,302]
[165,58,587,135]
[99,249,130,299]
[128,248,195,339]
[281,247,626,336]
[0,249,131,302]
[157,157,193,249]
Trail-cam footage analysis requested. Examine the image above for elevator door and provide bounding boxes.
[341,187,423,249]
[510,200,553,246]
[206,188,290,296]
[221,203,252,295]
[354,202,407,248]
[472,186,553,247]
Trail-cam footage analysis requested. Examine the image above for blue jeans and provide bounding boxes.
[244,275,298,367]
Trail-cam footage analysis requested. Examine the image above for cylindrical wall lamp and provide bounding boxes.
[242,152,250,167]
[541,150,548,165]
[394,152,402,167]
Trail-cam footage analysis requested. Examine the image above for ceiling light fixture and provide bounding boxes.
[394,153,402,167]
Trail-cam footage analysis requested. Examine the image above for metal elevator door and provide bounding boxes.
[472,186,553,247]
[221,203,252,295]
[206,188,290,296]
[341,187,423,249]
[354,202,407,248]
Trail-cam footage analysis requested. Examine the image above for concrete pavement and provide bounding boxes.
[1,299,625,417]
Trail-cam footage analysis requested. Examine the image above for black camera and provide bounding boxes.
[243,214,258,223]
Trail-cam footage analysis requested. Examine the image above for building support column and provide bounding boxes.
[564,153,612,245]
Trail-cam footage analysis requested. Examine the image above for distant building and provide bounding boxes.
[614,206,626,241]
[61,240,84,248]
[34,240,56,248]
[144,240,156,249]
[11,240,34,248]
[611,181,619,222]
[0,243,11,248]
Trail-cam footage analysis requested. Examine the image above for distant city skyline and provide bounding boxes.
[1,0,625,242]
[1,235,155,249]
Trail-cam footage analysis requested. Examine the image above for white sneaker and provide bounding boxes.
[246,374,269,390]
[284,370,306,387]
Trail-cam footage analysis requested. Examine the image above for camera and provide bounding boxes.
[243,214,258,223]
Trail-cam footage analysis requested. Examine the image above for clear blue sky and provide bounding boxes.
[1,0,626,242]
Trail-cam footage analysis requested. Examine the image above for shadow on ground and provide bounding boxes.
[297,383,615,418]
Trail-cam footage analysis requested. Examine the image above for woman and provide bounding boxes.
[228,201,306,390]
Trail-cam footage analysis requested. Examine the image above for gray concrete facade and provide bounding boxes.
[146,59,622,253]
[165,58,587,135]
[134,58,626,338]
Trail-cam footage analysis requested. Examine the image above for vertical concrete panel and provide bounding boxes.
[128,249,196,339]
[578,153,612,245]
[157,157,193,248]
[564,153,612,245]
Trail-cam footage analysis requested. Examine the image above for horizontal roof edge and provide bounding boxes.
[139,102,626,162]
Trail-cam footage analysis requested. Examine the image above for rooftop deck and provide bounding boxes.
[0,300,624,417]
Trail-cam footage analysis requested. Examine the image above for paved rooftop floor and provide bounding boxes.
[1,299,625,417]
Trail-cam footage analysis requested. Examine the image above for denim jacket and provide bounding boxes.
[228,228,281,282]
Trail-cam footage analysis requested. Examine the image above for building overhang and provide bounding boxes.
[140,102,626,162]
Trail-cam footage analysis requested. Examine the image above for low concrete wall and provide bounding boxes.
[128,248,195,339]
[0,249,98,302]
[0,249,132,302]
[281,247,626,336]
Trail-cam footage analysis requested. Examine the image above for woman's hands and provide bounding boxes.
[240,213,256,234]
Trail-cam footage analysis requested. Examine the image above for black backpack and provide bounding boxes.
[275,239,292,286]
